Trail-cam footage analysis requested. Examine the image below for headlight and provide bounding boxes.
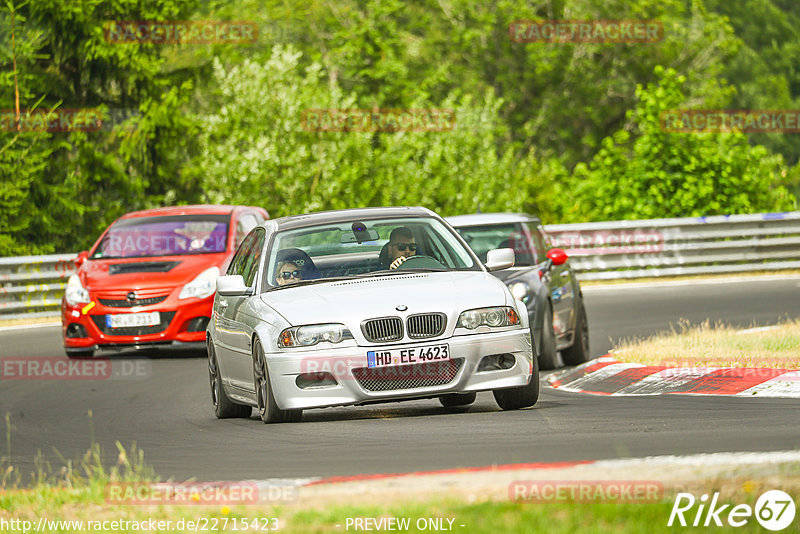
[65,274,90,307]
[279,324,354,348]
[508,281,530,304]
[457,306,520,330]
[179,266,220,300]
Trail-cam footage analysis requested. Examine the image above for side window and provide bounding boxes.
[227,231,258,276]
[239,229,265,287]
[234,213,259,250]
[502,223,536,266]
[527,223,549,262]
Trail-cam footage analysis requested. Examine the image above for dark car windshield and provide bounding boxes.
[454,223,537,266]
[264,216,479,289]
[91,214,230,259]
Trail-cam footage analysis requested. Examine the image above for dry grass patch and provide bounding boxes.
[0,316,60,328]
[611,318,800,369]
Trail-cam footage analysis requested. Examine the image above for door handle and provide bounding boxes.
[219,299,228,309]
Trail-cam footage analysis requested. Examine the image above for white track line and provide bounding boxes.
[592,450,800,469]
[0,321,60,332]
[582,274,800,292]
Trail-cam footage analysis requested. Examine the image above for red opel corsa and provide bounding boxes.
[61,205,268,357]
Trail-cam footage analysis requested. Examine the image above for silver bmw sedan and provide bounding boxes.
[206,206,537,423]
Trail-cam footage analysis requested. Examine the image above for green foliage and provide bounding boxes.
[190,47,561,220]
[0,0,203,255]
[2,0,800,254]
[566,67,796,221]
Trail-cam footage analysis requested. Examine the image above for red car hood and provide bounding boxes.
[79,254,227,292]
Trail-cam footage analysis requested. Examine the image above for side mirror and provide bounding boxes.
[485,248,515,272]
[546,248,568,266]
[74,250,89,268]
[216,275,251,297]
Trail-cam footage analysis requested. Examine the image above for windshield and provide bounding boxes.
[91,214,230,259]
[265,216,479,288]
[453,223,537,266]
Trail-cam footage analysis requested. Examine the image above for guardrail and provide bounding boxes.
[1,211,799,318]
[0,254,77,320]
[545,211,800,281]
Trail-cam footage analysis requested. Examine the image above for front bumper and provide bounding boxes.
[263,328,534,410]
[61,296,213,352]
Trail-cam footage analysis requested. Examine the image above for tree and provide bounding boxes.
[566,66,796,221]
[189,46,563,220]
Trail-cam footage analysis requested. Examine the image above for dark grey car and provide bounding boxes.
[447,213,589,369]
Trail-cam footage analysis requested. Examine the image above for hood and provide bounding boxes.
[79,254,226,292]
[260,271,509,326]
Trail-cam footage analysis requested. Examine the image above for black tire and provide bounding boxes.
[493,353,540,410]
[439,392,477,407]
[65,349,95,359]
[562,300,590,366]
[208,341,251,419]
[253,340,302,424]
[537,300,558,370]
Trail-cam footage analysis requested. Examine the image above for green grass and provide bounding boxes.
[3,484,799,533]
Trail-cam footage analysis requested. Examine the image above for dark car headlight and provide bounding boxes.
[508,281,531,304]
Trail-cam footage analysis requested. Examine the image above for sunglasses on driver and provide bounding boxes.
[391,242,417,252]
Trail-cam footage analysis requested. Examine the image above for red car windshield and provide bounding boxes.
[91,214,230,259]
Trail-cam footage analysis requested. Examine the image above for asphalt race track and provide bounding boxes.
[1,277,799,482]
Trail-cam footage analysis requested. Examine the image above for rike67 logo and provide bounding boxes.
[668,490,796,531]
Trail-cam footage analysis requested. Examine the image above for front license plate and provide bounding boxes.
[367,344,450,368]
[106,312,160,329]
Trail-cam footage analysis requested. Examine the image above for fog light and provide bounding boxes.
[296,372,338,389]
[66,323,88,339]
[186,317,210,332]
[477,354,516,372]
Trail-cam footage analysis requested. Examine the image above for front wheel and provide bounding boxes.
[561,300,589,366]
[493,355,540,410]
[537,300,558,370]
[253,340,302,424]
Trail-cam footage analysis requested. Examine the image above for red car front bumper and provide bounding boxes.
[62,290,212,352]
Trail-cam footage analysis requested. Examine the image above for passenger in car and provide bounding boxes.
[274,248,320,285]
[378,227,418,270]
[276,260,303,286]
